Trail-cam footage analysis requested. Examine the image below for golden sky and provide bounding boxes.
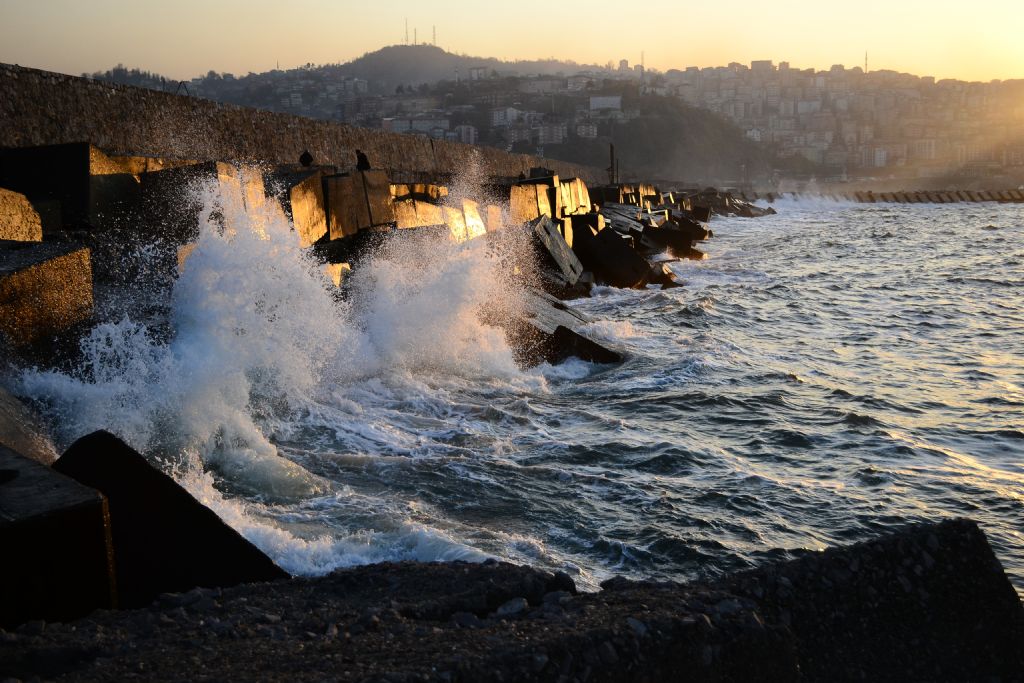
[1,0,1021,82]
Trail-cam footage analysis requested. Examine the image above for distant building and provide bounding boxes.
[491,107,520,126]
[454,124,479,145]
[589,95,622,112]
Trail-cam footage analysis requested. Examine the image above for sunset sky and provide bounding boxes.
[1,0,1022,82]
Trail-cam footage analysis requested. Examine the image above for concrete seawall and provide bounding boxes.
[0,64,601,183]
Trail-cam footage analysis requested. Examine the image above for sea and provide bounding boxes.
[14,181,1024,596]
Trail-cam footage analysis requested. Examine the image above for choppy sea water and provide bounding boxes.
[17,188,1024,595]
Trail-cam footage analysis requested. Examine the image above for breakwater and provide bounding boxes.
[0,63,599,183]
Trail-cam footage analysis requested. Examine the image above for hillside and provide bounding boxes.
[327,44,603,88]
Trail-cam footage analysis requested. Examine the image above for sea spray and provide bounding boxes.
[16,166,578,576]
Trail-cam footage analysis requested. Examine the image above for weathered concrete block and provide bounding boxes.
[485,204,503,233]
[140,161,253,246]
[510,184,541,224]
[690,204,713,222]
[573,226,649,289]
[0,188,43,242]
[531,215,583,285]
[53,431,288,608]
[325,171,394,239]
[391,183,448,202]
[0,387,57,466]
[0,143,140,234]
[0,242,92,346]
[392,199,444,229]
[322,262,351,288]
[0,444,115,628]
[361,170,395,227]
[576,178,591,214]
[462,199,487,241]
[325,173,370,239]
[393,198,419,230]
[443,206,468,242]
[493,289,621,367]
[280,170,327,247]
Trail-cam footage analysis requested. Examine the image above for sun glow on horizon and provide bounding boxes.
[0,0,1022,83]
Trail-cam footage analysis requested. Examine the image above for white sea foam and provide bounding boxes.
[15,169,571,575]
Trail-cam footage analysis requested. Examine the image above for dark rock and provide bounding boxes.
[52,431,288,608]
[495,598,528,618]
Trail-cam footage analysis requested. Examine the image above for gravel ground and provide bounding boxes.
[2,519,1021,682]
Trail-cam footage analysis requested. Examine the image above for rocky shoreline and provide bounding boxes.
[2,519,1022,682]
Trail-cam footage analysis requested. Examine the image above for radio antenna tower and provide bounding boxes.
[433,26,436,46]
[405,19,409,45]
[865,51,868,74]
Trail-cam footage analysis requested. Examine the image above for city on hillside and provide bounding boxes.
[88,46,1024,185]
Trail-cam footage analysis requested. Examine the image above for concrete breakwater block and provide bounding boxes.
[393,198,444,230]
[0,387,57,466]
[390,183,448,202]
[510,176,561,225]
[140,161,261,248]
[0,143,141,234]
[271,170,328,247]
[53,431,288,608]
[0,188,43,242]
[0,444,115,628]
[324,170,395,239]
[484,288,621,367]
[530,215,583,286]
[0,241,93,347]
[573,225,650,289]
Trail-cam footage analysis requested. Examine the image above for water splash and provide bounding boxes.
[16,167,565,575]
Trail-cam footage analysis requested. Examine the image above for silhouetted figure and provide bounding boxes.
[299,150,314,167]
[355,149,371,171]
